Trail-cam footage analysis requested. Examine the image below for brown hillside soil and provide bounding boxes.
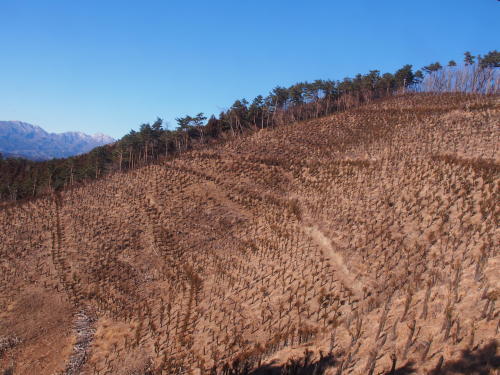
[1,93,499,374]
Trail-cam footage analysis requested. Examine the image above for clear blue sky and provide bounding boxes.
[0,0,498,138]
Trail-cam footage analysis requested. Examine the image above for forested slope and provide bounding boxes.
[1,51,497,203]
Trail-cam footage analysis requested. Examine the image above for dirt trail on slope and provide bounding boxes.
[304,225,363,298]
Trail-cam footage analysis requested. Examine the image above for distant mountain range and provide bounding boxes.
[0,121,115,160]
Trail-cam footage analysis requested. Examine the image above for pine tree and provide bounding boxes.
[464,51,475,66]
[479,50,500,68]
[394,65,415,88]
[422,62,443,74]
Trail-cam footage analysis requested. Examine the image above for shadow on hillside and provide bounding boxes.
[249,352,335,375]
[429,340,499,375]
[382,360,416,374]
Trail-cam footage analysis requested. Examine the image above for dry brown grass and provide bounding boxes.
[0,93,498,374]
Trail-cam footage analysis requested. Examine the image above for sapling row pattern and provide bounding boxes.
[0,93,498,375]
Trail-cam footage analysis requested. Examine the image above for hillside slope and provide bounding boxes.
[0,121,114,160]
[0,93,498,375]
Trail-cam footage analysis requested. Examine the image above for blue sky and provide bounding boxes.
[0,0,498,138]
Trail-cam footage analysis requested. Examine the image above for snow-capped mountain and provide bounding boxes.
[0,121,115,160]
